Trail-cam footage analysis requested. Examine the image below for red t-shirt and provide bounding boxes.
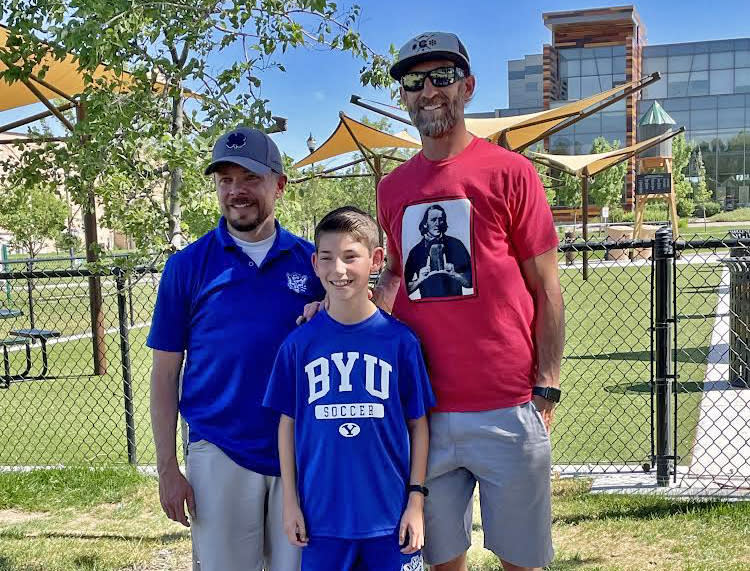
[377,137,558,412]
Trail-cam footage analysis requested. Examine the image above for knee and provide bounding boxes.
[431,552,467,571]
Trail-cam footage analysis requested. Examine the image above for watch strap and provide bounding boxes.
[407,484,429,497]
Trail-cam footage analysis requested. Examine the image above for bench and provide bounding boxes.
[551,205,602,224]
[8,328,61,381]
[1,336,31,389]
[0,308,22,319]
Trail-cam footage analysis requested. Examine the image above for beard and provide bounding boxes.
[406,92,461,138]
[223,200,271,233]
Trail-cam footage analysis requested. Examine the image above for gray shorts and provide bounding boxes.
[423,402,554,568]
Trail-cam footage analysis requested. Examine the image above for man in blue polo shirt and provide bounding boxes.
[148,127,324,571]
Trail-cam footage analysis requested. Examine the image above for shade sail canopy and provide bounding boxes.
[293,113,422,169]
[529,128,685,177]
[464,110,549,140]
[0,25,138,112]
[501,79,645,151]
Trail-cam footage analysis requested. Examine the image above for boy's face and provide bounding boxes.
[313,232,384,302]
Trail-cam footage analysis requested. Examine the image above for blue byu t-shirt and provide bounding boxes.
[146,217,324,476]
[263,309,435,539]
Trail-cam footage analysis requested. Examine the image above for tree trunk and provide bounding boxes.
[168,89,184,250]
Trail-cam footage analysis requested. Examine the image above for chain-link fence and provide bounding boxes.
[1,237,749,498]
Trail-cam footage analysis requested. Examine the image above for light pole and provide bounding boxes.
[306,133,317,240]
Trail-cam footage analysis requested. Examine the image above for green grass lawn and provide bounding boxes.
[1,469,749,571]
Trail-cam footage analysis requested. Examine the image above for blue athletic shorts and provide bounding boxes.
[301,533,423,571]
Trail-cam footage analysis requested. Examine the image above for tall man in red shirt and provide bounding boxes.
[374,32,565,571]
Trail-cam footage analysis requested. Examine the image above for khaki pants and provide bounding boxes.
[187,440,300,571]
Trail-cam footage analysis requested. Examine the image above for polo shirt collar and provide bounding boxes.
[215,217,297,255]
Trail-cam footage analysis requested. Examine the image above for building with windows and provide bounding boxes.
[471,5,750,208]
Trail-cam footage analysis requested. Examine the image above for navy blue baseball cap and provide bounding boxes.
[205,127,284,176]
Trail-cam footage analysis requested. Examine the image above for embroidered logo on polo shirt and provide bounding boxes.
[286,272,308,294]
[401,555,424,571]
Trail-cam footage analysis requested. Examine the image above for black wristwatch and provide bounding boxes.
[532,386,561,403]
[407,484,429,497]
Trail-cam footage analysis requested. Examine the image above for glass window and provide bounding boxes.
[559,59,568,77]
[567,60,580,76]
[669,43,695,55]
[710,51,733,69]
[736,68,750,94]
[525,82,538,93]
[594,46,612,58]
[710,41,735,52]
[642,79,667,99]
[719,107,745,129]
[710,69,734,94]
[691,96,717,110]
[664,97,690,111]
[575,114,601,134]
[691,109,717,130]
[596,57,613,74]
[613,73,626,86]
[719,94,746,108]
[643,57,666,75]
[613,45,625,56]
[613,57,626,75]
[692,53,709,71]
[670,111,690,129]
[645,45,667,57]
[602,132,625,147]
[689,71,710,96]
[566,77,581,100]
[669,55,692,72]
[581,76,600,97]
[737,51,750,67]
[598,74,613,90]
[581,59,597,76]
[602,111,623,132]
[668,72,690,97]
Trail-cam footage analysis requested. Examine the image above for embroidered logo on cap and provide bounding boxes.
[412,34,438,52]
[226,132,247,149]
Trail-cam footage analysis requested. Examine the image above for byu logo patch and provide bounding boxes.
[226,132,246,149]
[286,272,308,294]
[339,423,360,438]
[401,555,424,571]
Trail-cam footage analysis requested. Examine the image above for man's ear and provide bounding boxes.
[275,174,287,199]
[463,75,476,102]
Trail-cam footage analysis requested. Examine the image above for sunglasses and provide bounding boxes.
[400,66,466,92]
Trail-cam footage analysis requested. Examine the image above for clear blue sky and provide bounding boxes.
[3,1,749,165]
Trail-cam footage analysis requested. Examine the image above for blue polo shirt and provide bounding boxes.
[147,217,325,476]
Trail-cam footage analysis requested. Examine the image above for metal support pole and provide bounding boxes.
[2,245,10,304]
[115,269,137,465]
[374,155,383,246]
[582,176,590,281]
[653,226,674,486]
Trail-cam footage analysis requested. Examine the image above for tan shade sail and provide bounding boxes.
[529,129,685,177]
[464,110,549,140]
[0,25,140,112]
[502,80,641,151]
[293,113,422,168]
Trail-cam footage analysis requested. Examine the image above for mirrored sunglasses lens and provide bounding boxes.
[429,67,456,87]
[401,73,425,91]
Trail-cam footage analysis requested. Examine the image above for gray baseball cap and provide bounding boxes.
[205,127,283,176]
[390,32,471,81]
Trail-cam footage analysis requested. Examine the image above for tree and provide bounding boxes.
[588,137,626,208]
[0,184,68,259]
[671,133,695,217]
[1,1,392,260]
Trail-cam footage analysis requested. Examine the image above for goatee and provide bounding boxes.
[407,94,461,138]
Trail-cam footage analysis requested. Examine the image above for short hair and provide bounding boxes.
[315,206,380,252]
[419,205,448,236]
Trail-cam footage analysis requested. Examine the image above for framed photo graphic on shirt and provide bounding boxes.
[401,197,476,301]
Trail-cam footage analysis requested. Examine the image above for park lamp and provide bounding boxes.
[306,132,317,153]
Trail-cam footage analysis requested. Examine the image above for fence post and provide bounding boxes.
[115,268,137,465]
[26,260,35,330]
[653,226,674,486]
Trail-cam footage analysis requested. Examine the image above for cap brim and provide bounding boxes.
[390,51,470,80]
[204,156,274,176]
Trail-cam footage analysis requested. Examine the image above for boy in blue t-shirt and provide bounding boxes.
[263,206,435,571]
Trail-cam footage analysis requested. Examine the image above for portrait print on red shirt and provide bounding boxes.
[402,198,474,301]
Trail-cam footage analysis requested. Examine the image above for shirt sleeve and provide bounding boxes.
[399,332,436,419]
[509,159,559,261]
[263,340,297,418]
[146,254,190,352]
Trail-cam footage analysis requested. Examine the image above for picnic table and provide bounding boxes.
[1,306,61,387]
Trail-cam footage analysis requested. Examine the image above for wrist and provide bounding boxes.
[156,458,180,477]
